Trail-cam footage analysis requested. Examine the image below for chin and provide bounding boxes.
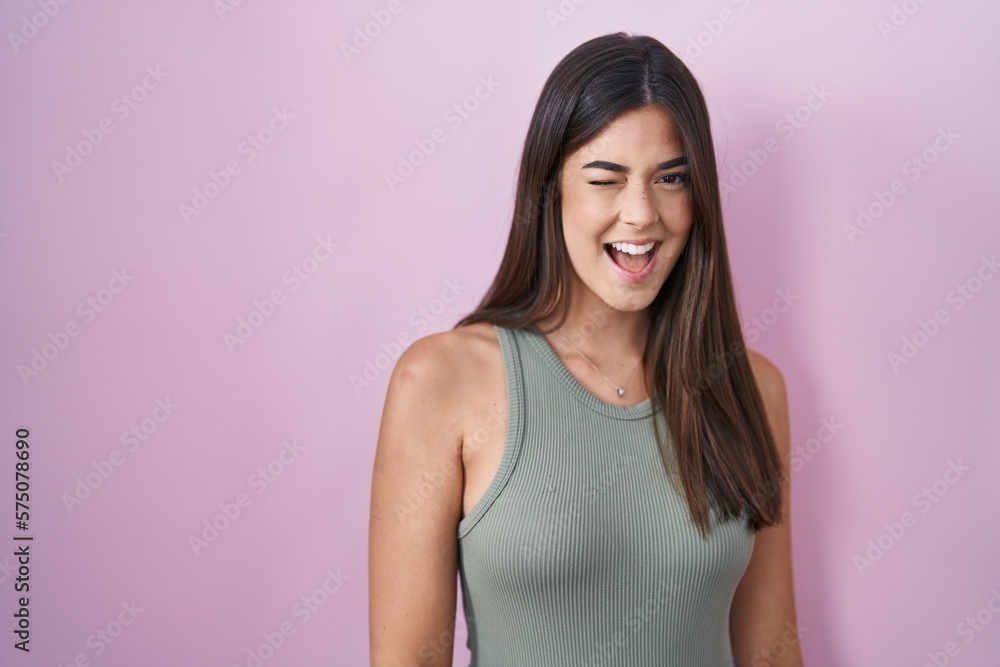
[598,285,662,313]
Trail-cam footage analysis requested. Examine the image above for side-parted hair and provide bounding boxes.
[454,32,784,537]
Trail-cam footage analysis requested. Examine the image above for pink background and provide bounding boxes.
[2,1,998,665]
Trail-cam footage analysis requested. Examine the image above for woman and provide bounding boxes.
[369,31,803,666]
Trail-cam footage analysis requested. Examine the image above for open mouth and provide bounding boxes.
[603,241,659,274]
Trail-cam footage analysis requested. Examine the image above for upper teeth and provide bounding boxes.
[609,241,655,255]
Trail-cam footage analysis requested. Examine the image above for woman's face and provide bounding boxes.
[558,105,693,315]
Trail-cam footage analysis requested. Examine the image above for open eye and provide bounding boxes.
[658,173,689,185]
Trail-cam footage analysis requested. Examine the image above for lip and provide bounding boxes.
[605,237,660,246]
[603,240,661,284]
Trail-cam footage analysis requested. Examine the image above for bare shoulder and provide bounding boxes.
[386,322,502,427]
[745,348,791,461]
[745,348,787,408]
[392,321,499,390]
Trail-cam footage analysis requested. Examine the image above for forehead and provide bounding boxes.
[567,106,681,165]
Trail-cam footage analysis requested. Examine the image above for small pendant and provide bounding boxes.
[617,387,625,397]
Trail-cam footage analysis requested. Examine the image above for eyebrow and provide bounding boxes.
[580,156,688,173]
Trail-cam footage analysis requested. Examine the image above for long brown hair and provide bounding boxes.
[454,32,783,537]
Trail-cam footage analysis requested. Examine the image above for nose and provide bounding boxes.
[619,181,658,228]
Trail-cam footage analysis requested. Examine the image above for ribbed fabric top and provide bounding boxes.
[456,323,754,666]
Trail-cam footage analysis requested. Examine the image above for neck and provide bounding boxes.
[535,284,650,367]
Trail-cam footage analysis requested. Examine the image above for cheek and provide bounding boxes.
[563,193,602,224]
[662,197,693,238]
[672,216,693,242]
[562,225,604,265]
[561,193,609,249]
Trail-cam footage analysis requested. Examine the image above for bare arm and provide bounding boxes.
[369,334,466,666]
[730,351,805,667]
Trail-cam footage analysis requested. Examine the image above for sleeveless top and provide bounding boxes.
[455,323,755,666]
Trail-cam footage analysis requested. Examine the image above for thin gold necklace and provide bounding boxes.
[555,330,642,398]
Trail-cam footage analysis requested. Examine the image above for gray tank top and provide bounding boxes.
[456,323,754,666]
